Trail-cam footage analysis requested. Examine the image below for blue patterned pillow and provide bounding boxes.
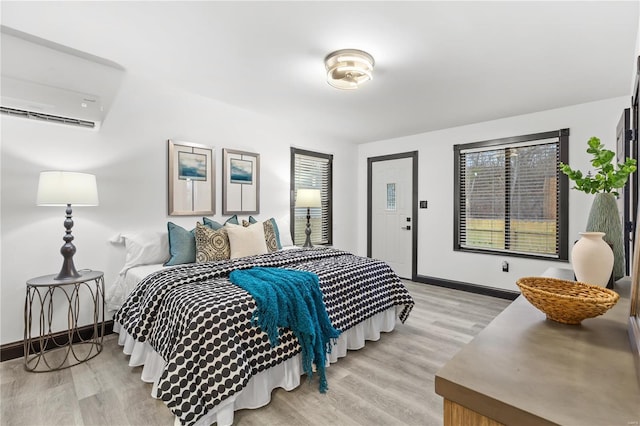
[165,222,196,266]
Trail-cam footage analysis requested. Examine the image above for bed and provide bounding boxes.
[109,224,414,426]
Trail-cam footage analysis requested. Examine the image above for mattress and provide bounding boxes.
[106,263,165,312]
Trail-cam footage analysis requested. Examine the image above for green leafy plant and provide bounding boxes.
[560,137,637,196]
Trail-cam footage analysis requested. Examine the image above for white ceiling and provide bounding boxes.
[1,1,638,144]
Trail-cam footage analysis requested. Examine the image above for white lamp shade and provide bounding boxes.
[37,171,99,206]
[295,188,321,208]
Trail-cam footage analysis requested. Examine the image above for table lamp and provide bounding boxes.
[37,171,99,280]
[295,188,321,248]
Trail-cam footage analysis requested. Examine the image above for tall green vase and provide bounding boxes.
[585,193,625,280]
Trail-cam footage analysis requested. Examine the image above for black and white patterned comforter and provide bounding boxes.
[114,247,414,426]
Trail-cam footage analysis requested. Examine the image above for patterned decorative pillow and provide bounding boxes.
[195,222,230,262]
[262,220,278,253]
[241,218,278,252]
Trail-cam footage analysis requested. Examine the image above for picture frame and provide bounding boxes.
[222,148,260,214]
[168,140,215,216]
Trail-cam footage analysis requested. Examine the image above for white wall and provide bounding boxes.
[357,97,630,292]
[0,73,358,345]
[2,76,635,347]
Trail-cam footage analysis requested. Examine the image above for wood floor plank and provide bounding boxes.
[1,368,81,426]
[0,281,511,425]
[78,389,132,426]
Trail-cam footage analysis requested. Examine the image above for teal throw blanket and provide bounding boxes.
[229,267,341,393]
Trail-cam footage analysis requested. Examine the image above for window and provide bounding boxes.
[454,129,569,260]
[291,148,333,245]
[386,183,397,211]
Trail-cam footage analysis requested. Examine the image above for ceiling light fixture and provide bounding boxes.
[324,49,375,90]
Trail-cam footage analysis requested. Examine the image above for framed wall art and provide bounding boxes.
[222,148,260,214]
[168,139,215,216]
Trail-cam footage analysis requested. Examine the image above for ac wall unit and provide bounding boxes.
[1,76,103,130]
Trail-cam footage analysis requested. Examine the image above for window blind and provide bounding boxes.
[292,149,332,245]
[458,139,561,258]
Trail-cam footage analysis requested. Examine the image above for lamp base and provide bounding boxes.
[303,208,313,248]
[303,236,313,248]
[55,256,81,280]
[54,204,81,280]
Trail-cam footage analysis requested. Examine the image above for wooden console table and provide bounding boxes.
[435,268,640,425]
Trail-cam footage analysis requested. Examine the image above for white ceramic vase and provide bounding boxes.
[571,232,614,287]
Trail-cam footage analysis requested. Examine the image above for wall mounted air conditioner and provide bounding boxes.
[1,26,124,130]
[1,77,104,129]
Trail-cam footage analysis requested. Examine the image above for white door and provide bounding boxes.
[371,157,413,279]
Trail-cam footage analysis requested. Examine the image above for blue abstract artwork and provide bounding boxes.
[230,158,253,184]
[178,152,207,181]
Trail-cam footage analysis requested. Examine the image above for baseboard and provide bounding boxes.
[1,320,114,362]
[414,275,520,301]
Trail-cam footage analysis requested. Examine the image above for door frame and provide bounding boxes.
[630,55,640,274]
[367,151,418,280]
[617,108,633,276]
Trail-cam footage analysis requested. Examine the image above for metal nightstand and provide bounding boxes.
[24,270,105,372]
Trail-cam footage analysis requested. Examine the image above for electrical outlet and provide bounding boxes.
[502,261,509,272]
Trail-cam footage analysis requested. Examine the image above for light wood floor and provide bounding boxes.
[0,281,511,426]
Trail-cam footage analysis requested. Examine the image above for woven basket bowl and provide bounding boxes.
[516,277,620,325]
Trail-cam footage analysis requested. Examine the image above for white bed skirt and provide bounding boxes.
[114,307,398,426]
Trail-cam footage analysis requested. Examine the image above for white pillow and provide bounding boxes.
[110,231,170,274]
[276,215,294,247]
[225,223,268,258]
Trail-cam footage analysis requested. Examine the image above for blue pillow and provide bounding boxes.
[165,222,196,266]
[202,217,223,230]
[203,215,238,229]
[248,216,282,250]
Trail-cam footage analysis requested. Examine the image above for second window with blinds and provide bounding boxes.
[454,129,569,260]
[290,148,333,246]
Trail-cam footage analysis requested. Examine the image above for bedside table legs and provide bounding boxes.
[24,275,105,372]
